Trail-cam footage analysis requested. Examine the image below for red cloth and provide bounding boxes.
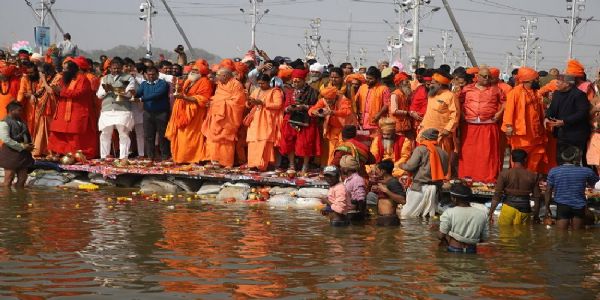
[458,122,500,183]
[278,88,321,157]
[48,74,98,158]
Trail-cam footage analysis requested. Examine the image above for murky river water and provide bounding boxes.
[0,187,598,299]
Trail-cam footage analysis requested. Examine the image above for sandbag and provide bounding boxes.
[27,170,74,187]
[140,177,181,195]
[217,185,250,201]
[269,186,298,196]
[297,187,328,199]
[197,184,222,195]
[295,197,323,208]
[268,194,295,206]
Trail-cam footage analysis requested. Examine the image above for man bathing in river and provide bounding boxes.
[439,183,488,253]
[373,159,406,226]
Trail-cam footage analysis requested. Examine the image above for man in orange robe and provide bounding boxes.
[419,71,460,159]
[501,67,547,174]
[48,59,99,158]
[201,68,246,167]
[458,67,505,183]
[166,59,214,164]
[389,72,413,133]
[17,62,59,157]
[370,117,413,177]
[0,65,20,121]
[309,86,353,165]
[246,75,284,171]
[355,67,390,135]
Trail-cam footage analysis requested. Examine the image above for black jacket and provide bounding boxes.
[546,87,590,145]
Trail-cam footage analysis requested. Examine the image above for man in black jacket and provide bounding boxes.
[545,74,591,164]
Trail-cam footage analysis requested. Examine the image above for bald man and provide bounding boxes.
[459,67,505,182]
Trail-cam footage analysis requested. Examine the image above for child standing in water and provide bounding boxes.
[321,165,352,226]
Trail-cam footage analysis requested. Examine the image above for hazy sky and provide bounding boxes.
[2,0,599,73]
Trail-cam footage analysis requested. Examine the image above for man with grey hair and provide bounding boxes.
[377,60,389,71]
[545,74,590,164]
[201,68,247,167]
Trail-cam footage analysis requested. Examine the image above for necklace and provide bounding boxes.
[0,81,9,95]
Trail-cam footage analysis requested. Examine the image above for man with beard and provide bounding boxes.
[201,68,246,167]
[308,62,327,90]
[502,67,547,173]
[279,68,320,172]
[419,70,460,177]
[390,72,413,133]
[565,59,596,100]
[459,67,505,183]
[370,117,413,177]
[166,59,214,164]
[48,60,98,158]
[355,66,391,135]
[0,64,20,121]
[96,57,137,159]
[17,63,57,156]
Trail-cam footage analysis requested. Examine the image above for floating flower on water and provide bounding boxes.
[266,221,271,225]
[27,203,32,208]
[75,203,80,208]
[16,215,21,218]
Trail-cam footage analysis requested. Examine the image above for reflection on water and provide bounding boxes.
[0,187,598,299]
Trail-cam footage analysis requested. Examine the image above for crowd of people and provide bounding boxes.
[1,33,600,252]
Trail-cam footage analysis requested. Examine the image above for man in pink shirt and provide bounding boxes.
[459,67,505,182]
[321,165,352,226]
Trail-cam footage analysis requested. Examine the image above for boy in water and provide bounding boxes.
[373,159,407,226]
[321,165,352,226]
[439,183,488,253]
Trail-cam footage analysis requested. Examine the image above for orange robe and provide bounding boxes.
[390,88,412,133]
[501,84,547,173]
[495,82,513,169]
[370,134,413,177]
[48,73,99,158]
[201,78,247,167]
[246,87,284,171]
[308,95,353,165]
[17,75,58,156]
[85,72,101,124]
[418,89,460,155]
[0,78,20,120]
[165,77,214,164]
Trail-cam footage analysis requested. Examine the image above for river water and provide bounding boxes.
[0,187,598,299]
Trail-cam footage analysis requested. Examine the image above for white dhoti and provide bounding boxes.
[132,103,145,157]
[98,110,135,159]
[401,184,438,218]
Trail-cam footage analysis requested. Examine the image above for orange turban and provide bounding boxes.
[102,58,111,73]
[74,56,90,71]
[278,68,293,81]
[432,73,451,85]
[219,58,235,72]
[393,72,410,86]
[183,65,192,74]
[565,59,585,77]
[234,61,248,77]
[320,86,338,99]
[517,67,538,82]
[489,67,500,79]
[0,65,16,78]
[210,64,220,73]
[63,56,75,65]
[291,68,309,80]
[466,67,479,75]
[345,73,365,84]
[194,59,210,75]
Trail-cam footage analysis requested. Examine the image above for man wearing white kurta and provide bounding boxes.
[96,58,136,159]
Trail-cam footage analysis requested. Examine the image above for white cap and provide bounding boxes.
[309,62,325,73]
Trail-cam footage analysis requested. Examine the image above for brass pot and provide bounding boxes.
[60,153,75,165]
[74,150,87,163]
[113,86,128,102]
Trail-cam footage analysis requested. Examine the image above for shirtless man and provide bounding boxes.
[373,159,407,226]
